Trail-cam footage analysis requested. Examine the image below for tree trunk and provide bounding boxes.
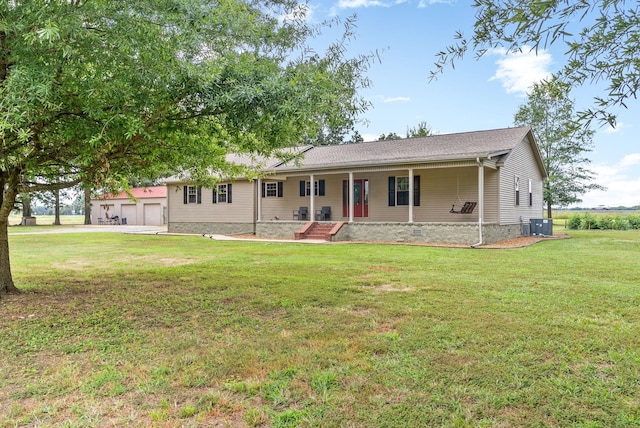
[0,218,18,296]
[22,196,32,217]
[547,202,552,219]
[0,177,19,296]
[84,186,92,225]
[54,189,61,225]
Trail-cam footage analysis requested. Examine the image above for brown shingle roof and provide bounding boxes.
[226,145,313,170]
[274,126,533,170]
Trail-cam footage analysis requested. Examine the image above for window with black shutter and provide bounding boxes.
[388,175,421,206]
[263,182,283,198]
[301,179,326,196]
[184,185,199,204]
[213,183,232,203]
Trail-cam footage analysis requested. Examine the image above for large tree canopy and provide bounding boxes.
[514,78,604,217]
[431,0,640,127]
[0,0,372,294]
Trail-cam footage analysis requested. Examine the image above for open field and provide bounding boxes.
[7,215,85,227]
[1,230,639,426]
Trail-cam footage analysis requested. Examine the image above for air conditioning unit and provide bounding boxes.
[530,218,552,236]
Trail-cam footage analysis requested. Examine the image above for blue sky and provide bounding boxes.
[303,0,640,208]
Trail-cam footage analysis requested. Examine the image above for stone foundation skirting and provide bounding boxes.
[333,222,526,245]
[168,222,255,235]
[256,221,310,239]
[171,221,527,245]
[481,223,527,244]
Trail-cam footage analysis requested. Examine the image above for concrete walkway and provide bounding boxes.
[8,225,329,243]
[202,234,331,244]
[9,224,167,235]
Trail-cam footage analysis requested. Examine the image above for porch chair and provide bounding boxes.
[450,202,477,214]
[315,206,331,221]
[293,206,308,220]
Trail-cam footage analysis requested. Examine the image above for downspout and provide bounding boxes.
[309,174,315,222]
[256,178,262,225]
[471,157,484,248]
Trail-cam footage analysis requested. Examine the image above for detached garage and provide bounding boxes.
[91,186,167,226]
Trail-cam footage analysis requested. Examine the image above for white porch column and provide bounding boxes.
[257,178,262,222]
[408,168,414,223]
[477,161,485,245]
[348,172,354,223]
[308,174,314,222]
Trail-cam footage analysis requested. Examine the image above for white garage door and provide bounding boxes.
[121,204,137,225]
[143,203,162,225]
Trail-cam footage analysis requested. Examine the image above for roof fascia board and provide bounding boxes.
[488,150,511,159]
[526,130,548,179]
[278,160,491,177]
[269,145,315,168]
[273,153,505,173]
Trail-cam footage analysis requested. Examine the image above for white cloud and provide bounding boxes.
[383,96,410,103]
[489,46,553,96]
[619,153,640,168]
[604,121,628,134]
[337,0,389,8]
[418,0,454,6]
[579,154,640,207]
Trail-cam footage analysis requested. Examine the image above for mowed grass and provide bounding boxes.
[1,231,639,427]
[7,215,85,228]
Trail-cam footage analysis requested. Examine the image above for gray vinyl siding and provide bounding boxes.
[167,182,254,224]
[260,180,293,220]
[261,176,342,221]
[483,169,500,223]
[499,137,545,224]
[420,168,477,223]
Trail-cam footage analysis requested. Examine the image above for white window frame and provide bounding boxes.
[514,176,520,206]
[187,185,197,204]
[216,184,227,203]
[305,180,319,196]
[265,182,278,197]
[396,176,409,206]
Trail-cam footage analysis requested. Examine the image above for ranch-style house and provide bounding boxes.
[166,126,547,245]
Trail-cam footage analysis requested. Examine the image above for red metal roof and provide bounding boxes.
[101,186,167,200]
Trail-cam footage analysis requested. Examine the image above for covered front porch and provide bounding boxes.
[254,160,510,245]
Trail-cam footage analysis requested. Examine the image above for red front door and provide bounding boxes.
[342,179,368,218]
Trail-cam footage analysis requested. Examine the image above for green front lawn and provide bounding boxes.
[1,230,639,426]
